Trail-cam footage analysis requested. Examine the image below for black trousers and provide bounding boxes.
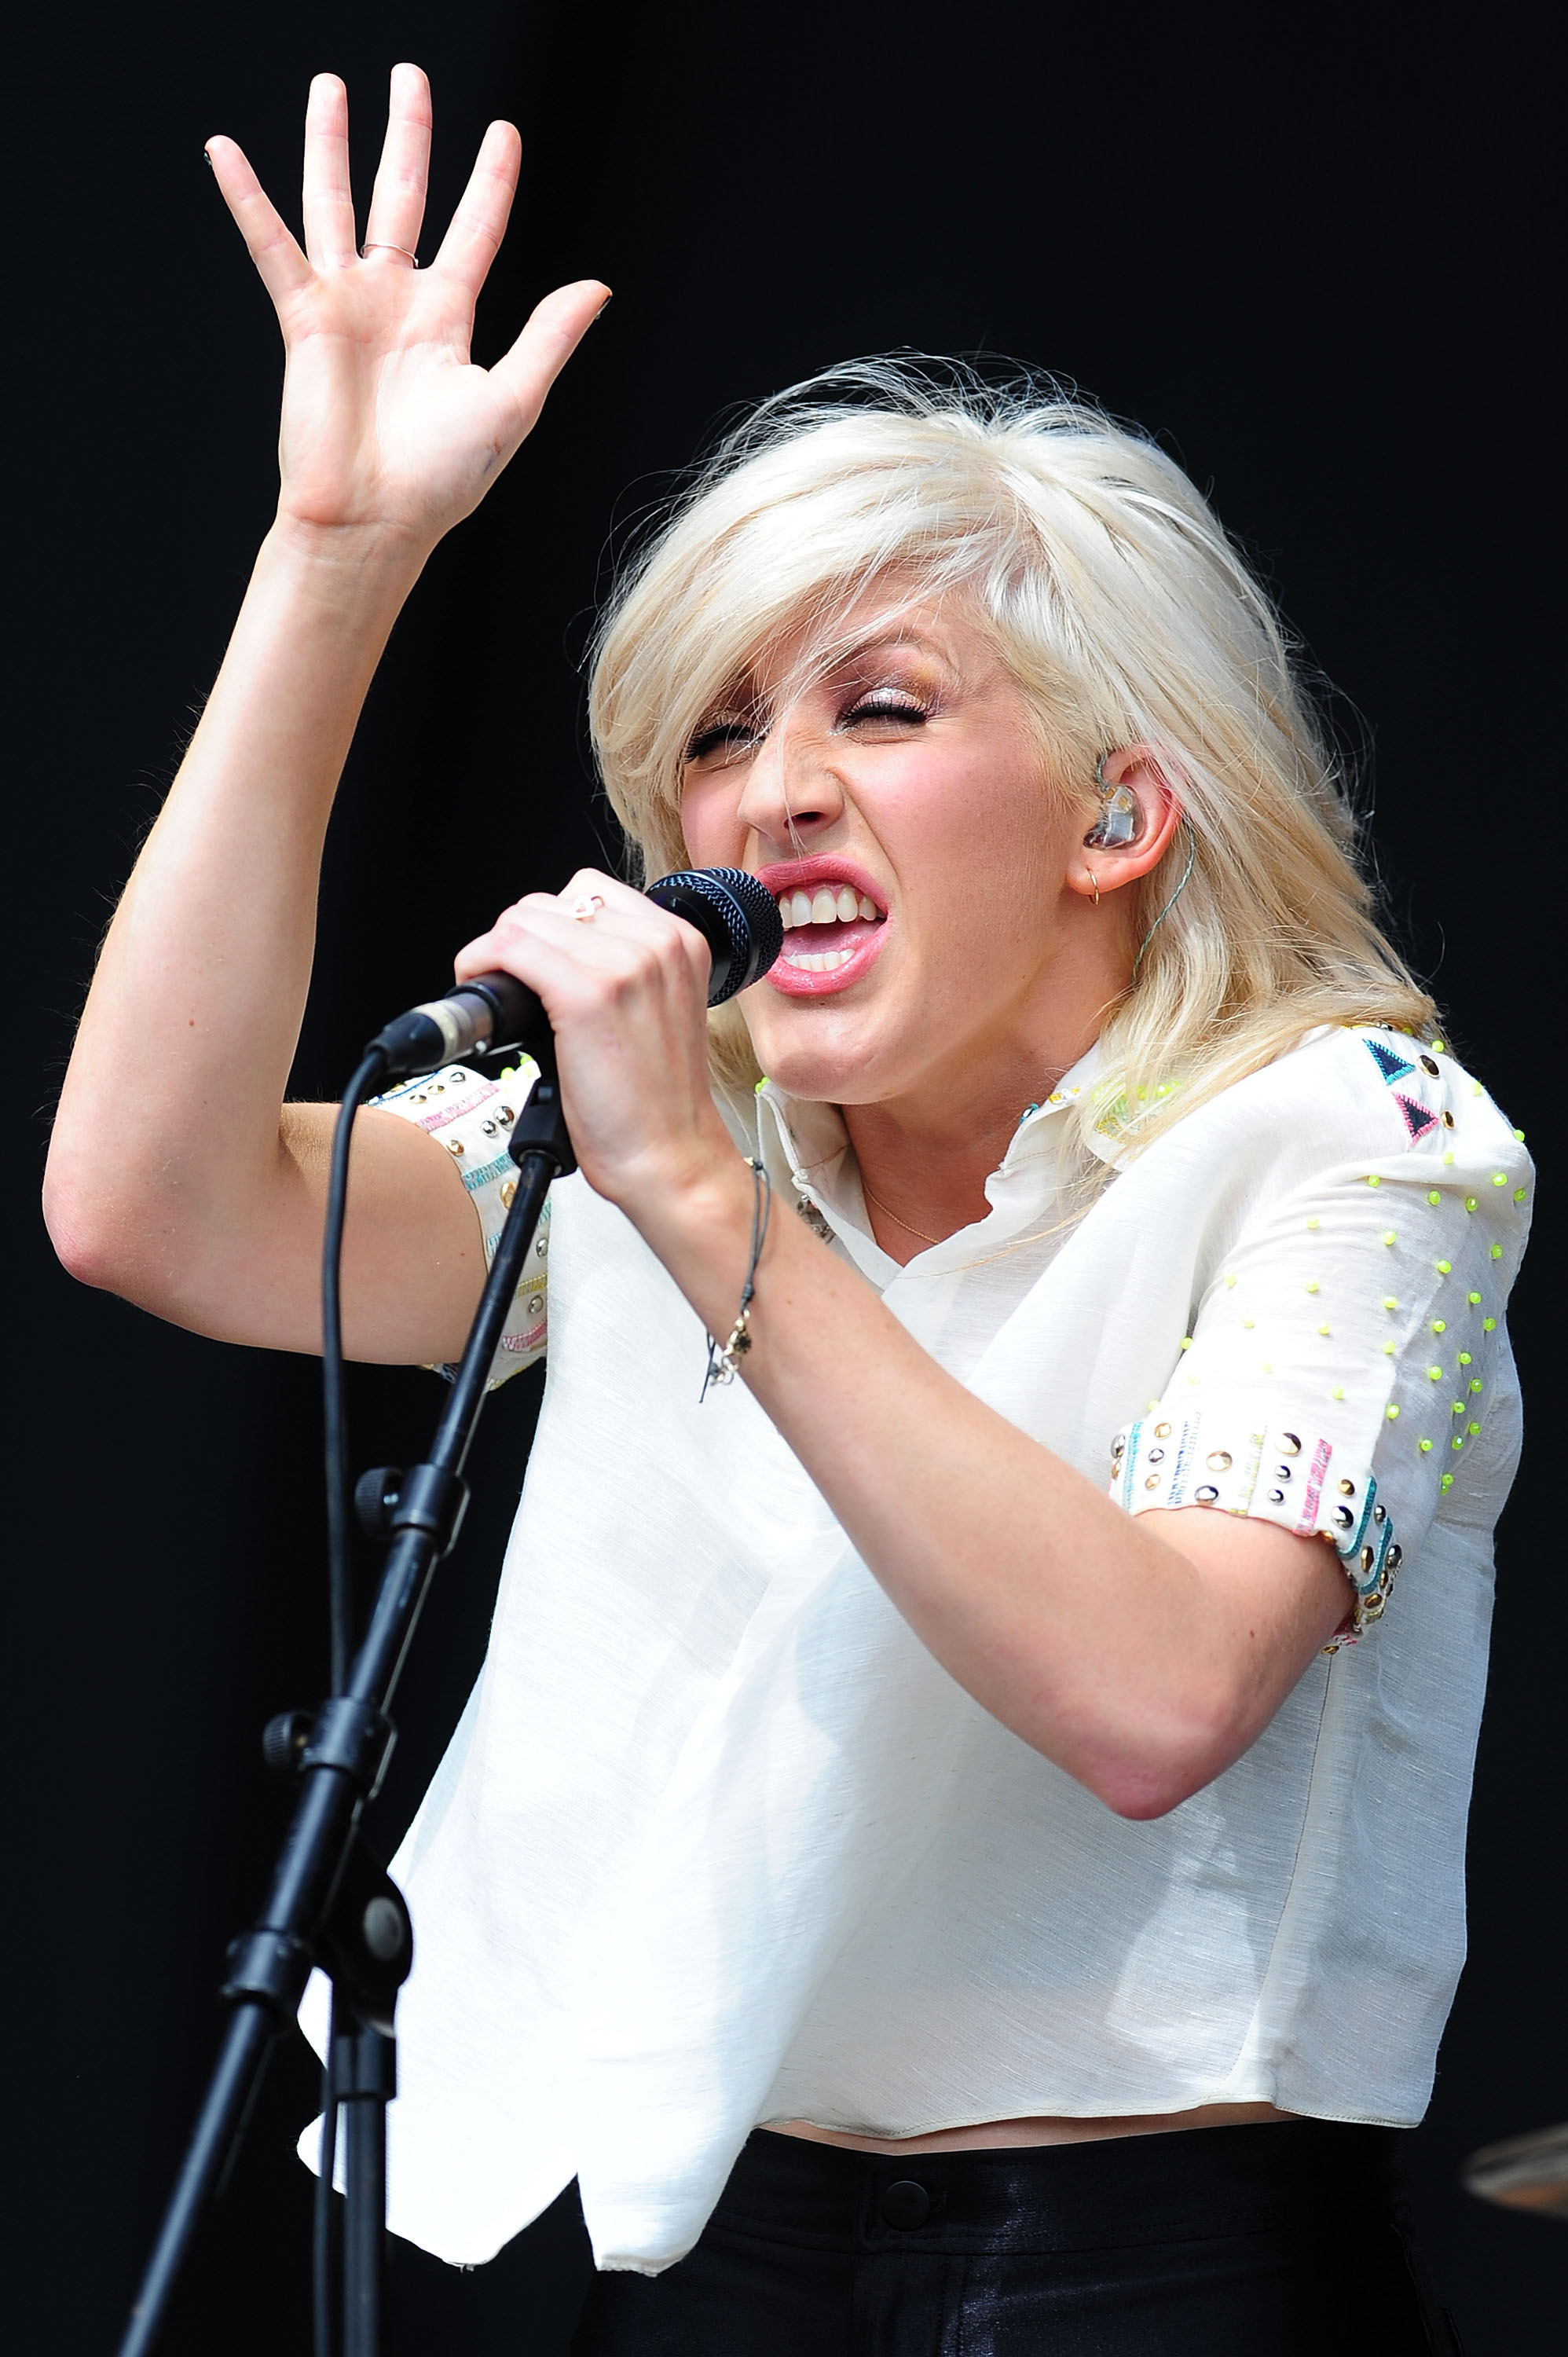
[572,2119,1454,2355]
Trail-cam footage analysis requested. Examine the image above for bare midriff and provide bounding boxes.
[769,2102,1298,2155]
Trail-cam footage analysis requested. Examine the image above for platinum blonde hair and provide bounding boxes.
[588,359,1434,1164]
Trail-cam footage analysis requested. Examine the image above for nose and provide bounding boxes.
[734,711,846,852]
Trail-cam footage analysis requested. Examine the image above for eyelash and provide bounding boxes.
[684,690,929,763]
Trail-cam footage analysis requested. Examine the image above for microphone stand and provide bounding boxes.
[115,1060,577,2357]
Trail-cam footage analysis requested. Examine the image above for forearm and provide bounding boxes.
[46,517,427,1288]
[633,1153,1346,1815]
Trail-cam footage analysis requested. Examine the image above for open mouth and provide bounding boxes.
[755,861,888,995]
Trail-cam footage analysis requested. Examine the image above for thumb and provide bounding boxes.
[489,279,612,445]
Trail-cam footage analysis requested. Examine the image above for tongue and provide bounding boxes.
[783,918,881,955]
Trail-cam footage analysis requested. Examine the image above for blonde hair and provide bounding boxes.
[588,359,1434,1165]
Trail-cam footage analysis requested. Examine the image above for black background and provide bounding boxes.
[9,2,1560,2350]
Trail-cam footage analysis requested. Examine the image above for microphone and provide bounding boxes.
[367,867,785,1080]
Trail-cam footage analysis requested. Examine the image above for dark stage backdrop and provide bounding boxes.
[9,4,1560,2350]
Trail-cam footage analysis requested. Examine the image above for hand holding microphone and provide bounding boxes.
[369,867,783,1078]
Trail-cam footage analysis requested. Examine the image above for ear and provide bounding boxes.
[1066,745,1184,902]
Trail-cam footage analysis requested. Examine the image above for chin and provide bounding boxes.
[742,999,903,1107]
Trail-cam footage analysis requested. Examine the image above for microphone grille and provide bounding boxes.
[646,868,784,1005]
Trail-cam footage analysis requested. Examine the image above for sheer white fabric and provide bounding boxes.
[301,1025,1530,2275]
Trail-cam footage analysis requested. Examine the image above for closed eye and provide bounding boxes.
[685,717,764,764]
[838,691,929,730]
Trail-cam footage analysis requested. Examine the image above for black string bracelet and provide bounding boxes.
[702,1158,771,1398]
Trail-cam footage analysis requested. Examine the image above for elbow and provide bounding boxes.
[43,1167,123,1292]
[42,1151,156,1298]
[1072,1699,1250,1823]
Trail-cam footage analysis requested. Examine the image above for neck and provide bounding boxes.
[842,1012,1103,1263]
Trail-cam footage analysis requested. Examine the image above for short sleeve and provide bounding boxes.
[1107,1032,1533,1643]
[368,1059,550,1387]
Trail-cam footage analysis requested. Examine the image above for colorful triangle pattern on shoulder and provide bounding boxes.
[1365,1037,1416,1087]
[1390,1090,1441,1143]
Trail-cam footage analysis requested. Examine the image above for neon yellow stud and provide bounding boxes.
[1387,1404,1401,1419]
[1483,1315,1497,1331]
[1383,1340,1396,1354]
[1427,1190,1442,1206]
[1443,1151,1455,1165]
[1470,1379,1483,1394]
[1432,1039,1446,1053]
[1464,1197,1478,1212]
[1514,1188,1527,1203]
[1467,1292,1482,1305]
[1489,1244,1503,1260]
[1420,1439,1433,1453]
[1332,1385,1345,1400]
[1457,1351,1471,1365]
[1468,1420,1481,1435]
[1242,1317,1255,1329]
[1514,1127,1526,1142]
[1435,1259,1452,1274]
[1383,1230,1397,1245]
[1317,1322,1331,1336]
[1306,1216,1320,1230]
[1180,1336,1192,1351]
[1306,1279,1320,1294]
[1442,1472,1455,1491]
[1382,1296,1398,1310]
[1427,1365,1443,1380]
[1367,1175,1382,1188]
[1224,1273,1237,1287]
[1431,1319,1446,1333]
[1492,1172,1507,1186]
[1451,1435,1464,1450]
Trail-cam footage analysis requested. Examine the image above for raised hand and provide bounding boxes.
[206,64,607,550]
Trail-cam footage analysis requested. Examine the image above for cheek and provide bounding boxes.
[678,777,741,867]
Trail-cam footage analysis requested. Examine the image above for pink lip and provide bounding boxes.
[752,855,890,999]
[753,854,888,911]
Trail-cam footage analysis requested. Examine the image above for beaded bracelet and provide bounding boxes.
[702,1158,772,1398]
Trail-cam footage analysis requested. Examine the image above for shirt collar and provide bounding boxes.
[749,1038,1120,1282]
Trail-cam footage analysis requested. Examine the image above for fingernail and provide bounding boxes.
[595,290,614,319]
[203,146,213,168]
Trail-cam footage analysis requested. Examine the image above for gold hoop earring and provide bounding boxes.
[1087,870,1101,907]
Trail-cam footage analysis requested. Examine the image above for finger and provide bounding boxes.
[428,119,523,299]
[486,279,613,445]
[362,60,433,266]
[204,136,312,308]
[301,71,357,269]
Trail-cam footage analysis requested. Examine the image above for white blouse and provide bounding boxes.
[301,1023,1530,2276]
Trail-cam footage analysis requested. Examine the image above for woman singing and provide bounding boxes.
[46,64,1530,2354]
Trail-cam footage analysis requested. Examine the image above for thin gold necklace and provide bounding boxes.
[859,1178,947,1246]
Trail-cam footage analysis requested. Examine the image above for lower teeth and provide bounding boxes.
[786,948,853,973]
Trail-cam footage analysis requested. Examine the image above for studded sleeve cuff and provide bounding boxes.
[1108,1414,1400,1643]
[368,1060,550,1388]
[1102,1029,1532,1648]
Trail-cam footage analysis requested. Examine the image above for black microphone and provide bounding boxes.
[367,867,785,1080]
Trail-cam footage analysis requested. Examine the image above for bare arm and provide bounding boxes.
[43,66,606,1363]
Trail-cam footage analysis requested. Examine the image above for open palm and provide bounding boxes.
[207,64,606,547]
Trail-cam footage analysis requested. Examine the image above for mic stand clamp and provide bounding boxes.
[116,1066,576,2357]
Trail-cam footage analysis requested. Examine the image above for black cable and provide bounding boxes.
[322,1047,389,1693]
[312,2007,339,2357]
[316,1045,387,2357]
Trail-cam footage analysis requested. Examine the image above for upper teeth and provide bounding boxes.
[778,885,879,929]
